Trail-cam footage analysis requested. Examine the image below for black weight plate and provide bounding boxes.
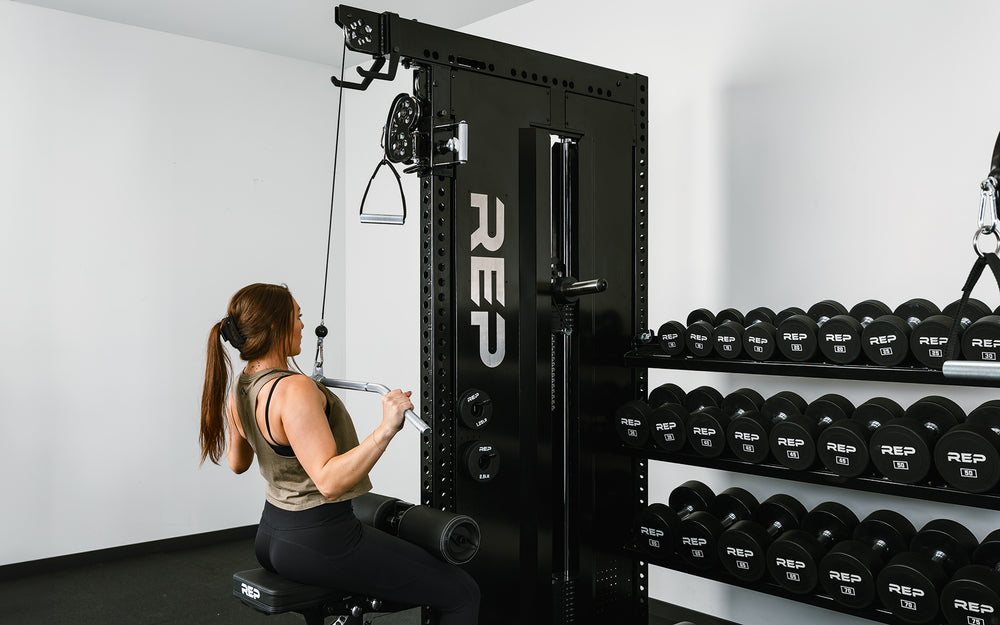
[686,308,715,326]
[817,420,872,477]
[676,510,724,570]
[819,315,864,363]
[716,307,745,325]
[894,298,941,324]
[767,529,823,594]
[718,519,770,581]
[727,412,770,463]
[940,565,1000,625]
[850,299,892,322]
[722,388,765,417]
[910,314,954,369]
[684,320,715,357]
[634,503,676,559]
[944,298,992,324]
[648,403,689,452]
[819,540,883,608]
[962,315,1000,362]
[684,386,723,412]
[808,300,849,321]
[770,418,818,470]
[869,423,933,484]
[746,306,776,325]
[877,552,949,624]
[713,321,743,359]
[657,320,686,356]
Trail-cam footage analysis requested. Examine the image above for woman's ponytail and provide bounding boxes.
[199,320,231,465]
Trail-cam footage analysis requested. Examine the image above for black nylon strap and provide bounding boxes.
[945,252,1000,359]
[990,129,1000,180]
[359,156,406,222]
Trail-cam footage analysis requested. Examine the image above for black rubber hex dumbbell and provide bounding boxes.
[941,529,1000,625]
[862,298,941,367]
[711,308,750,359]
[685,309,717,357]
[869,395,965,484]
[770,393,855,471]
[776,300,850,362]
[647,385,720,453]
[934,400,1000,493]
[717,493,806,582]
[819,300,893,364]
[726,391,807,463]
[766,501,859,594]
[645,383,687,452]
[962,314,1000,362]
[634,480,715,560]
[877,519,979,624]
[912,299,991,369]
[742,306,806,362]
[816,397,905,478]
[818,510,917,609]
[615,400,652,448]
[686,388,764,458]
[656,320,687,356]
[676,487,760,571]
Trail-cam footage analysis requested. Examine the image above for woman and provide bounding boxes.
[200,283,480,624]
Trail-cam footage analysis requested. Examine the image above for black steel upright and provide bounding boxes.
[333,7,649,624]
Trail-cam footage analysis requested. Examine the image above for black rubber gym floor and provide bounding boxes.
[1,535,704,625]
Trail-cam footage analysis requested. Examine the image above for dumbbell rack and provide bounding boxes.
[622,345,1000,624]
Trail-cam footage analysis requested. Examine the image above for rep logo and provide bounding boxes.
[240,583,261,600]
[469,193,506,368]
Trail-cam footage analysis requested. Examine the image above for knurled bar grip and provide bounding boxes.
[318,377,430,433]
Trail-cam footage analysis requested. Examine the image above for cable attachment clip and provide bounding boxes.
[975,176,1000,256]
[312,324,328,380]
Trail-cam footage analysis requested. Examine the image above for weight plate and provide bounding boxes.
[819,315,864,364]
[686,308,715,326]
[776,315,819,361]
[722,388,765,417]
[458,388,493,430]
[877,552,949,624]
[940,566,1000,625]
[635,503,675,559]
[684,320,715,357]
[869,423,933,484]
[962,315,1000,362]
[766,529,822,594]
[648,382,686,408]
[770,419,817,470]
[819,541,882,608]
[687,407,727,458]
[718,519,769,581]
[909,315,955,369]
[727,412,770,463]
[943,298,992,324]
[463,441,500,483]
[745,306,776,325]
[713,321,744,359]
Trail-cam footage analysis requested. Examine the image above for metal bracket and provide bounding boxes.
[404,121,469,175]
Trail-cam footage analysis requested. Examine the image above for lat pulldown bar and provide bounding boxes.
[317,376,431,434]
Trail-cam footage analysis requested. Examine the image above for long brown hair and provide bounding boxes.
[199,283,297,465]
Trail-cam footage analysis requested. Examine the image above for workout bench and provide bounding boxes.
[233,567,411,625]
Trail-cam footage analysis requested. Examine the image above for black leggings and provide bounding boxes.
[255,500,480,625]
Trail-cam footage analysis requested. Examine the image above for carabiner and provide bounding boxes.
[978,176,998,235]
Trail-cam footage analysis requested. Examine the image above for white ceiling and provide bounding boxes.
[11,0,530,66]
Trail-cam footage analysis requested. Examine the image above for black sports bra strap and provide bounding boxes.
[264,374,295,451]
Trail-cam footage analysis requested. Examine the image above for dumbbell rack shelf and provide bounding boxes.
[623,446,1000,510]
[624,548,926,625]
[624,346,1000,388]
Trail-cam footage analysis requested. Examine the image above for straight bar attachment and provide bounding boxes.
[317,376,431,433]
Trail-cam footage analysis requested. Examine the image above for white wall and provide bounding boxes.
[0,1,350,565]
[460,1,1000,623]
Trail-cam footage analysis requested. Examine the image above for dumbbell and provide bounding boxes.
[634,480,716,560]
[675,487,759,571]
[766,501,859,594]
[962,315,1000,362]
[911,299,991,369]
[351,493,481,564]
[742,306,806,362]
[816,397,904,478]
[877,519,979,624]
[770,393,855,470]
[717,493,806,581]
[818,510,916,609]
[934,400,1000,493]
[615,400,652,447]
[868,395,965,484]
[686,388,764,458]
[657,320,687,356]
[646,385,720,453]
[861,298,941,367]
[776,300,850,362]
[819,299,892,364]
[711,308,750,359]
[726,391,808,463]
[940,529,1000,625]
[684,309,718,357]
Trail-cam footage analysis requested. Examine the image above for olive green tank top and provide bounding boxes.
[233,368,372,511]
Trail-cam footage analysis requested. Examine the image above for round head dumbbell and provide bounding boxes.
[657,320,687,356]
[676,487,759,570]
[941,529,1000,625]
[817,397,905,478]
[770,393,855,470]
[645,383,687,452]
[911,299,991,369]
[687,388,764,458]
[861,298,941,367]
[711,308,748,359]
[743,306,805,362]
[934,399,1000,493]
[717,493,806,581]
[615,400,652,447]
[647,385,719,453]
[776,300,849,362]
[877,519,979,624]
[685,309,717,358]
[766,501,859,594]
[726,391,807,463]
[962,315,1000,362]
[869,395,965,484]
[820,300,892,364]
[634,480,715,560]
[818,510,917,609]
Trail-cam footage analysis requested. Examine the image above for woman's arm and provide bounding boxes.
[226,393,255,474]
[276,375,409,501]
